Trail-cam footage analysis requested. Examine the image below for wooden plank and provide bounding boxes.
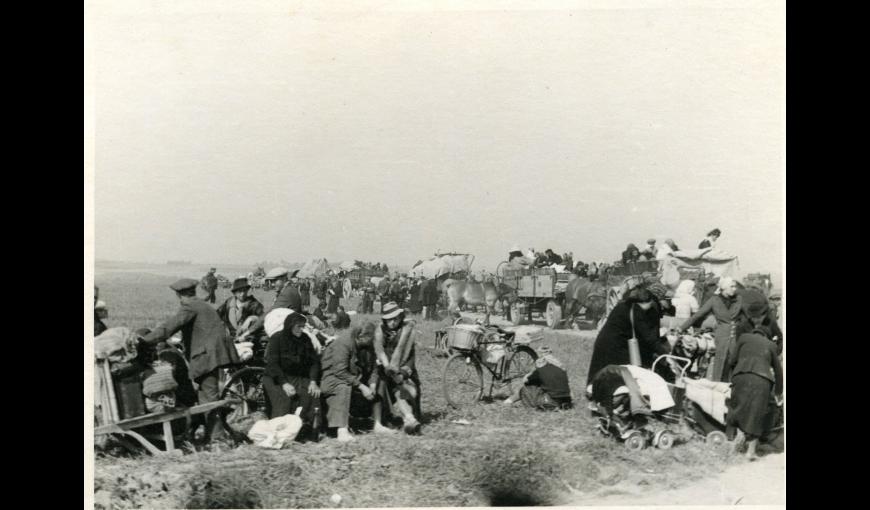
[163,421,175,452]
[94,399,238,434]
[101,360,120,423]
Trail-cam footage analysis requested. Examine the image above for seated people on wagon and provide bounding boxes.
[141,278,241,442]
[373,302,422,434]
[503,346,573,410]
[621,244,641,265]
[319,323,378,442]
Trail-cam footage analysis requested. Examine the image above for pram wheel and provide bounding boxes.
[624,431,647,451]
[705,431,728,448]
[654,430,675,449]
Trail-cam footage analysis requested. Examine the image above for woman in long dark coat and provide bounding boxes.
[327,278,342,313]
[585,286,672,389]
[725,310,783,460]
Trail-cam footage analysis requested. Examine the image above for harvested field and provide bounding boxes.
[92,270,782,508]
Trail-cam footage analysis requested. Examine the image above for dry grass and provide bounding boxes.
[93,272,744,508]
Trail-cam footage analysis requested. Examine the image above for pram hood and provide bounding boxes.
[589,365,675,415]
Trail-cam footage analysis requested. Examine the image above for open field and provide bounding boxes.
[92,268,783,508]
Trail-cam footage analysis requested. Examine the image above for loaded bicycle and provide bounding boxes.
[439,320,538,408]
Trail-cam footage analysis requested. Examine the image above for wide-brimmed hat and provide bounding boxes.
[382,302,404,320]
[231,278,251,292]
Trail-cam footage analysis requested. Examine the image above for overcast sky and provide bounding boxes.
[87,0,784,276]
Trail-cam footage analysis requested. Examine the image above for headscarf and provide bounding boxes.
[675,280,695,298]
[535,346,565,369]
[715,276,735,296]
[647,282,669,301]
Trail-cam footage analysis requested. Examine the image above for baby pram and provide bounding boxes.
[589,355,735,451]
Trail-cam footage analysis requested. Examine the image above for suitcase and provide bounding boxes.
[114,375,146,419]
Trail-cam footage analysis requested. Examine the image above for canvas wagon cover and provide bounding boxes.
[660,249,739,288]
[409,254,474,278]
[339,260,359,271]
[297,258,330,278]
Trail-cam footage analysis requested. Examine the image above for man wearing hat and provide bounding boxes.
[248,267,304,334]
[216,277,265,339]
[141,278,240,442]
[201,268,219,304]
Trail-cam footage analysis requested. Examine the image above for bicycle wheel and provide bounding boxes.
[219,366,270,441]
[503,346,538,394]
[442,352,484,408]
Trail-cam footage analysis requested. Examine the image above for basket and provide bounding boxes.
[446,325,484,351]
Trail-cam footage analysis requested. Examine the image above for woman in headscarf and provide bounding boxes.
[726,307,783,461]
[263,312,321,425]
[679,276,743,381]
[621,244,641,264]
[586,286,672,389]
[373,302,422,434]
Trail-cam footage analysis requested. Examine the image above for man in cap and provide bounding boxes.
[201,268,219,304]
[216,277,265,340]
[641,239,657,260]
[141,278,240,442]
[248,267,304,334]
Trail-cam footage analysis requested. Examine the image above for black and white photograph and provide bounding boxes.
[85,1,785,507]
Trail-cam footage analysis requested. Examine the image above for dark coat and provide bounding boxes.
[727,331,783,395]
[142,297,240,380]
[313,306,329,324]
[332,310,351,330]
[264,329,320,386]
[319,335,361,394]
[272,284,303,312]
[216,295,264,335]
[421,279,439,306]
[698,239,712,249]
[201,274,218,291]
[94,312,108,337]
[407,282,423,313]
[586,301,670,386]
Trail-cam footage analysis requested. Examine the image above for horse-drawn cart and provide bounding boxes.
[499,266,573,328]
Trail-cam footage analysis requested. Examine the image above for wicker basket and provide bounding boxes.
[446,325,484,351]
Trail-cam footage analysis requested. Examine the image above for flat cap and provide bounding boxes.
[169,278,199,292]
[265,267,289,280]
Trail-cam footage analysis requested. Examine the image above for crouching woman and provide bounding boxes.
[263,312,322,427]
[319,325,376,442]
[503,346,573,410]
[373,302,422,434]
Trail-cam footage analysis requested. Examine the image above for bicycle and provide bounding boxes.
[440,322,538,408]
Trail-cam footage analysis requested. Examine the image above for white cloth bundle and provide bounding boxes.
[247,410,303,449]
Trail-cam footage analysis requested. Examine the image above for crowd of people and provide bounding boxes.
[94,227,780,456]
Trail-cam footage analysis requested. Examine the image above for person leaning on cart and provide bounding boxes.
[263,311,321,430]
[141,278,241,442]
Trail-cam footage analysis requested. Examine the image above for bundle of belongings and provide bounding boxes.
[94,327,192,420]
[247,408,304,449]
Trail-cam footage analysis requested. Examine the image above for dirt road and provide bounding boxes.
[569,452,784,506]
